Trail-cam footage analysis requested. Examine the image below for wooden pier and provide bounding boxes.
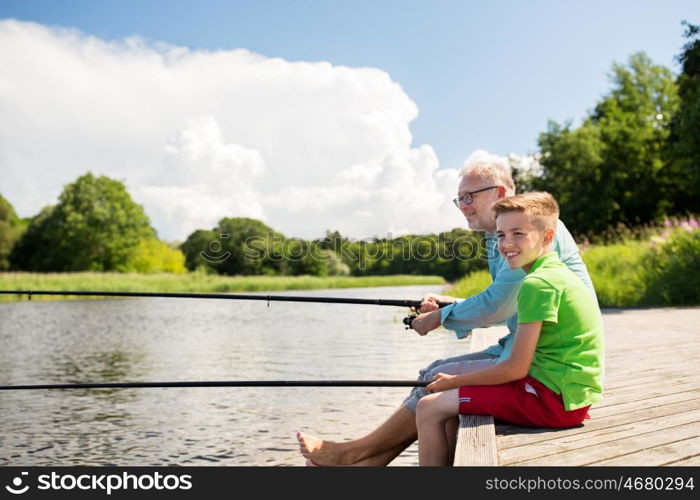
[454,307,700,466]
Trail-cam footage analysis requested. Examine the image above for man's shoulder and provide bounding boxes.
[554,219,573,237]
[554,219,578,250]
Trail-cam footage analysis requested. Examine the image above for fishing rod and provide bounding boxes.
[0,380,430,391]
[0,289,451,328]
[0,289,450,308]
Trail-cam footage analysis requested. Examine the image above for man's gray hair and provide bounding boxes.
[460,150,516,195]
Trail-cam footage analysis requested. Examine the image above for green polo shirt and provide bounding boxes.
[518,252,604,410]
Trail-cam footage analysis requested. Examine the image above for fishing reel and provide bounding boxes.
[403,299,449,330]
[403,314,416,330]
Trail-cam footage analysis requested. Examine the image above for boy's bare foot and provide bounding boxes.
[296,430,353,466]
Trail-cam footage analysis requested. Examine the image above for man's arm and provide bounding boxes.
[435,261,524,338]
[410,309,442,336]
[411,262,523,338]
[426,321,542,392]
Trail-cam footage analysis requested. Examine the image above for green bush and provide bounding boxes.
[122,239,187,274]
[581,240,651,307]
[642,229,700,305]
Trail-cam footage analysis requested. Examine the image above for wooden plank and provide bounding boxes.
[509,421,700,466]
[452,330,499,466]
[591,436,700,466]
[602,374,700,392]
[604,373,700,391]
[499,408,700,465]
[595,392,700,413]
[607,345,696,357]
[454,415,498,466]
[597,382,700,405]
[591,393,700,419]
[497,398,700,448]
[665,454,700,466]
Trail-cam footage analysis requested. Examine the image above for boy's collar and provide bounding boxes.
[526,251,558,274]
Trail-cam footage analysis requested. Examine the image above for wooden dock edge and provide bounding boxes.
[453,329,500,466]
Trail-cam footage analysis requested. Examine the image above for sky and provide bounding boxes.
[0,0,697,241]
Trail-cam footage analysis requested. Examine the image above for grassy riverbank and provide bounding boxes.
[0,272,445,302]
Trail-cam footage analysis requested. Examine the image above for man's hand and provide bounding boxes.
[426,372,458,393]
[410,310,441,336]
[415,293,456,313]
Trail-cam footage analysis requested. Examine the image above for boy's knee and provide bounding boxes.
[416,393,440,421]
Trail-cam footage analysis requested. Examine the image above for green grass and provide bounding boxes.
[444,269,492,299]
[0,272,445,302]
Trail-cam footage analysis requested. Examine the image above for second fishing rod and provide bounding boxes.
[0,289,452,329]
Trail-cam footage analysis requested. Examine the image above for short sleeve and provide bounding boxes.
[517,277,561,324]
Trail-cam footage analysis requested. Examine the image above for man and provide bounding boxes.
[297,151,596,466]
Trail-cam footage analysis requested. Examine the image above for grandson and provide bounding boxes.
[416,192,604,466]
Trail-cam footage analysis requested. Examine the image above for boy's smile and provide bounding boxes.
[496,211,553,272]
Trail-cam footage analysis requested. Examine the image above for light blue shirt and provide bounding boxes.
[439,220,597,360]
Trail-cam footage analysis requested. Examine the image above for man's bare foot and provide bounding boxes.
[296,430,354,466]
[305,458,318,467]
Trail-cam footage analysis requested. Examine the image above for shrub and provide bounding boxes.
[642,228,700,305]
[581,240,650,307]
[122,239,187,274]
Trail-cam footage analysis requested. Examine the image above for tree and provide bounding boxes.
[667,22,700,214]
[182,217,284,275]
[11,173,155,271]
[535,52,679,238]
[0,195,25,270]
[535,121,609,236]
[181,229,219,272]
[592,53,679,223]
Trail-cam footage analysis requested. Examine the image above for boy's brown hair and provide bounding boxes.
[492,192,560,231]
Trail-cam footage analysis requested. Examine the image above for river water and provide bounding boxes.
[0,285,477,466]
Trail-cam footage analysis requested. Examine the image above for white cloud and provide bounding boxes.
[0,19,467,240]
[133,117,266,239]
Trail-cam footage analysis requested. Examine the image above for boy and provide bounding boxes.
[415,192,604,466]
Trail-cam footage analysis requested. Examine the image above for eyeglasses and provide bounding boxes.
[452,186,498,208]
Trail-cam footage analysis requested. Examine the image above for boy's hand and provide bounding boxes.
[426,373,457,393]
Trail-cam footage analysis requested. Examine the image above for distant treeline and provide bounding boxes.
[2,23,698,277]
[181,219,487,280]
[0,174,487,280]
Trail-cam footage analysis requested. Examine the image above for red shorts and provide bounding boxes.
[458,375,590,428]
